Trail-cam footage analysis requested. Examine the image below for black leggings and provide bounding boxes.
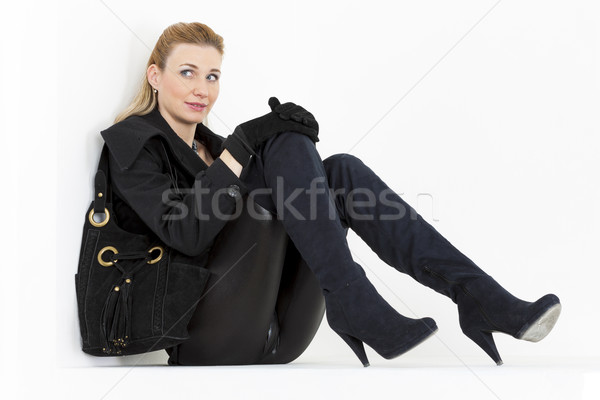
[167,134,336,366]
[167,237,325,366]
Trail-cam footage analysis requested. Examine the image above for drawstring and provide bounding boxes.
[100,250,152,355]
[109,250,152,263]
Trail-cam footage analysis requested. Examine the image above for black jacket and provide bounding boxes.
[101,108,247,257]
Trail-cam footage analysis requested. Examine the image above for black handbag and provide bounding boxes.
[75,145,211,356]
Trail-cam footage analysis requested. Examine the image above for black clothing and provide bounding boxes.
[99,108,560,366]
[102,108,247,257]
[101,109,325,365]
[221,96,319,168]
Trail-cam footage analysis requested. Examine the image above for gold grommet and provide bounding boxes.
[89,208,110,227]
[147,246,164,264]
[98,192,103,198]
[98,246,118,267]
[114,286,120,292]
[125,279,131,284]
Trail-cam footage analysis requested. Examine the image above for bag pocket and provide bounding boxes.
[161,262,212,339]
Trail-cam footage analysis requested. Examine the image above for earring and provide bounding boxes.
[153,88,158,94]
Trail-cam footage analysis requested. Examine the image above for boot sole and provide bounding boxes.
[519,303,562,342]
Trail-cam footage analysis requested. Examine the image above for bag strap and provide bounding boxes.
[93,144,111,214]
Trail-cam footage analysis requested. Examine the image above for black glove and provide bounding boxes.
[268,97,319,138]
[222,97,319,167]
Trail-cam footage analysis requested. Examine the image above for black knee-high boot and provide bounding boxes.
[259,134,437,367]
[323,154,561,365]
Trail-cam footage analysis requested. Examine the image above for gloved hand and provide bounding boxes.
[222,97,319,168]
[268,97,319,138]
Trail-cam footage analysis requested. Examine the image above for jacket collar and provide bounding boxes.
[101,108,225,175]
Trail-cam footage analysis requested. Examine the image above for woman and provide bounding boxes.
[101,22,561,366]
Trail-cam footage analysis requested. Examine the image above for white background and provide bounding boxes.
[1,0,599,398]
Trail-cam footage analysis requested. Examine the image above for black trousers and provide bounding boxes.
[168,132,438,365]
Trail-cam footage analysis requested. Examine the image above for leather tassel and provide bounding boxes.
[111,286,123,353]
[100,282,121,354]
[99,255,148,354]
[100,277,134,355]
[119,278,133,350]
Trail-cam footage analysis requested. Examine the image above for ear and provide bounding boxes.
[147,64,161,90]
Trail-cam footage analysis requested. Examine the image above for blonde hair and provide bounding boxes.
[115,22,224,123]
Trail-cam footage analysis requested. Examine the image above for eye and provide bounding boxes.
[180,69,194,78]
[207,73,220,81]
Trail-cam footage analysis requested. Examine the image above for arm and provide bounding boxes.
[219,149,243,177]
[221,97,319,167]
[108,97,316,256]
[110,137,245,257]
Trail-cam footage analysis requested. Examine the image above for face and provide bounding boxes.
[147,43,222,134]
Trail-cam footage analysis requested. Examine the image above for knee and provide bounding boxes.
[324,153,360,164]
[262,131,315,153]
[323,153,364,174]
[259,132,321,169]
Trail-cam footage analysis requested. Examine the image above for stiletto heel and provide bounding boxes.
[463,329,503,366]
[337,332,370,367]
[449,274,561,365]
[325,274,437,366]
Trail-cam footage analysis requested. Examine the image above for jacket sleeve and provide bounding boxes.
[109,137,247,256]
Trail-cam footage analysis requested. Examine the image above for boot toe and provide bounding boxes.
[380,317,438,360]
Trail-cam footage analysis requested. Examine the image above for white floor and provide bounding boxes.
[36,355,600,400]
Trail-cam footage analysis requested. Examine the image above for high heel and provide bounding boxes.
[299,153,562,365]
[325,275,438,366]
[452,274,561,365]
[458,295,561,365]
[462,329,503,366]
[336,332,370,367]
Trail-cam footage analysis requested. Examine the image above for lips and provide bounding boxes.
[185,102,207,111]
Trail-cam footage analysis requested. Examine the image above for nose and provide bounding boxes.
[193,80,208,98]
